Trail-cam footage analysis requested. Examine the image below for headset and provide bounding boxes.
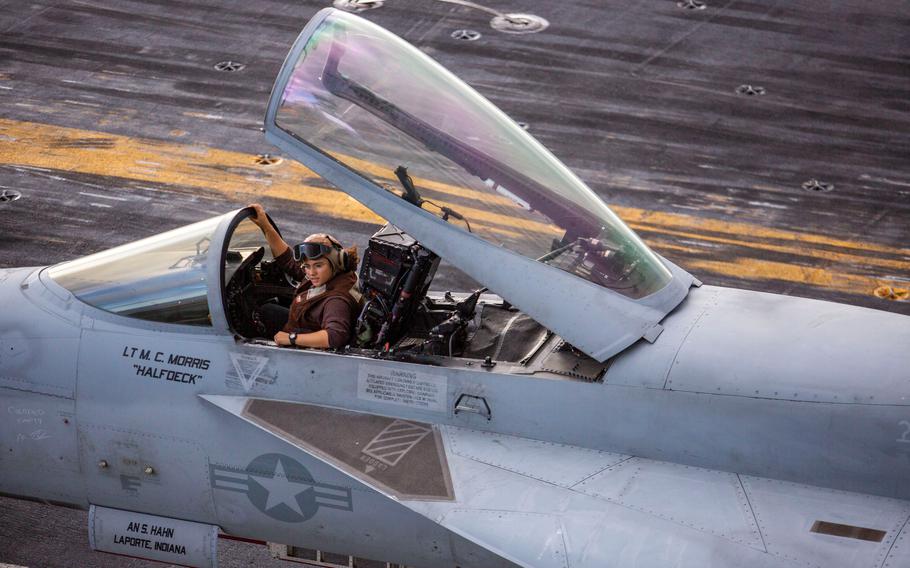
[294,234,352,272]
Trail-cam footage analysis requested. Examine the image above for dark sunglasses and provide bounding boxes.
[293,241,336,261]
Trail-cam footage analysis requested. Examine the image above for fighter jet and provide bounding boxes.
[2,7,908,568]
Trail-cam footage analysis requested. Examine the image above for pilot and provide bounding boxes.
[248,203,361,349]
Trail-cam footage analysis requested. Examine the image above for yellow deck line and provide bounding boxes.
[616,205,910,258]
[633,223,910,272]
[653,241,896,295]
[685,258,878,294]
[0,117,906,296]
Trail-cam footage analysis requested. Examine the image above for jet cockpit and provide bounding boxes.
[45,206,606,382]
[46,8,697,377]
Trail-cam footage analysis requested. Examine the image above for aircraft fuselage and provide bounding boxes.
[2,263,908,567]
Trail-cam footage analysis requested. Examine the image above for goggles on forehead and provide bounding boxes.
[293,241,339,261]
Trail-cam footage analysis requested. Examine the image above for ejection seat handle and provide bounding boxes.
[454,394,491,420]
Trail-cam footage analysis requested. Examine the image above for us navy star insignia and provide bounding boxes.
[255,459,306,516]
[209,453,353,523]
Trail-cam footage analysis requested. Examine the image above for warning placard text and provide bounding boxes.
[357,364,447,412]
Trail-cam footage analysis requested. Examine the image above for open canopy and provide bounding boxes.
[266,9,693,360]
[274,9,673,299]
[267,9,693,361]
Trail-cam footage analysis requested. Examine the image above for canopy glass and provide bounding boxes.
[48,215,226,325]
[274,11,671,299]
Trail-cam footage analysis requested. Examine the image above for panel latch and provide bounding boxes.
[454,394,491,420]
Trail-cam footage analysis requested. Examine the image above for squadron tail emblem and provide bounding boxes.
[227,353,271,392]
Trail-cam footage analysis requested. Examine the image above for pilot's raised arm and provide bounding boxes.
[248,204,362,350]
[249,203,291,259]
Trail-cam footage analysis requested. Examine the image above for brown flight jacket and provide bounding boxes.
[275,248,360,349]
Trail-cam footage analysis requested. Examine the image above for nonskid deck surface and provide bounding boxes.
[0,0,908,312]
[0,1,908,567]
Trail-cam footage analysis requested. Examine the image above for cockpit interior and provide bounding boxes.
[46,203,611,384]
[221,211,610,383]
